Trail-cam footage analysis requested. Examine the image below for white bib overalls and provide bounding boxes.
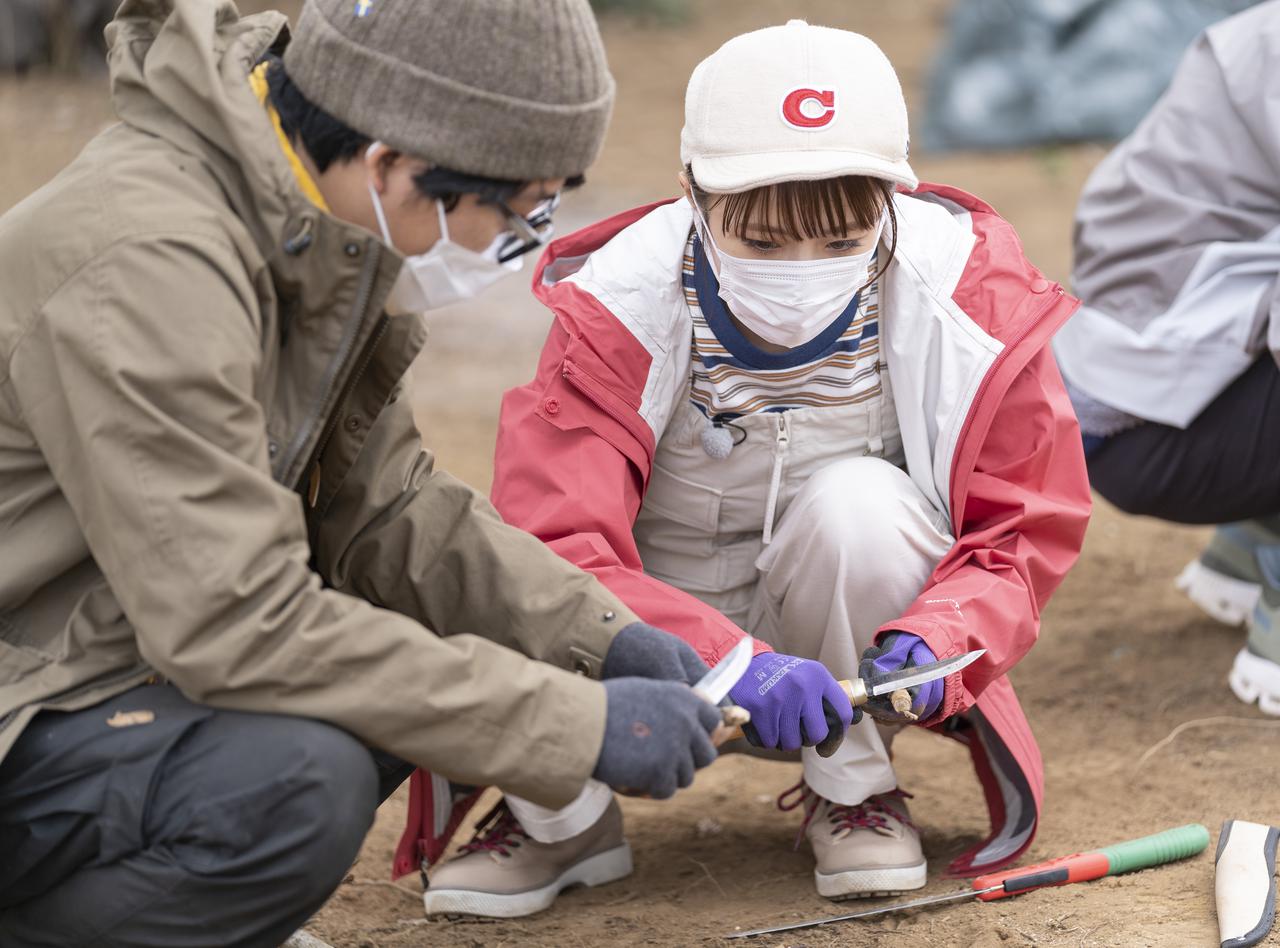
[509,364,956,841]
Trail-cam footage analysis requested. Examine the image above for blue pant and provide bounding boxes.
[0,682,412,947]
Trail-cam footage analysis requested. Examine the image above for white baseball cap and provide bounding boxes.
[680,20,917,194]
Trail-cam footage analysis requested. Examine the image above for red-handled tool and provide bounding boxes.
[972,850,1113,900]
[726,823,1210,939]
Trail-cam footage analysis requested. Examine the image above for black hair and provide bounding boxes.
[263,53,370,173]
[262,55,583,210]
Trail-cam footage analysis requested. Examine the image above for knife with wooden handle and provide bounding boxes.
[694,642,986,745]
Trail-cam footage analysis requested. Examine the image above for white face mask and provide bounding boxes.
[367,168,521,316]
[694,206,883,349]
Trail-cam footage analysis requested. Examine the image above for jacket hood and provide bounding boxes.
[105,0,317,268]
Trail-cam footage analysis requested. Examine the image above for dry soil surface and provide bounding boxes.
[3,2,1278,946]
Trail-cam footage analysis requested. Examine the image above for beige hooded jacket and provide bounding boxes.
[0,0,635,808]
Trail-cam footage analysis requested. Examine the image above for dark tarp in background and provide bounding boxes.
[0,0,117,72]
[921,0,1262,151]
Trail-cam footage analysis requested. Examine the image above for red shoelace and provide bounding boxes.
[777,780,915,850]
[458,801,530,858]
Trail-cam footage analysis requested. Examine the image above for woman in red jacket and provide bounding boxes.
[418,20,1090,919]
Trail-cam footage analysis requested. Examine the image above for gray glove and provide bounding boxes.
[592,677,720,799]
[602,622,710,685]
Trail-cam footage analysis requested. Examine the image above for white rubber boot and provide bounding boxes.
[1175,521,1280,626]
[1228,647,1280,717]
[1231,544,1280,716]
[1176,559,1261,627]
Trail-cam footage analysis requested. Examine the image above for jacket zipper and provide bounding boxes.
[275,239,382,487]
[561,361,653,455]
[762,412,790,546]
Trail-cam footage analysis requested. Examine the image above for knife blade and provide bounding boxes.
[691,635,754,705]
[862,648,986,700]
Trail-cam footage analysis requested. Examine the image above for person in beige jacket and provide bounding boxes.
[0,0,760,943]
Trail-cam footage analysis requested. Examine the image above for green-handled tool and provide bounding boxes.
[726,823,1210,939]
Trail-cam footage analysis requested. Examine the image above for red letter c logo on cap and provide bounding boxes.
[781,88,836,129]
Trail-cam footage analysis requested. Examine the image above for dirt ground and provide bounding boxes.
[4,1,1279,945]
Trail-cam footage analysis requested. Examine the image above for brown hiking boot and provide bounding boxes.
[422,797,632,918]
[780,782,927,900]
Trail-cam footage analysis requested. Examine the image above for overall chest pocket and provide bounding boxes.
[633,462,726,594]
[641,462,722,531]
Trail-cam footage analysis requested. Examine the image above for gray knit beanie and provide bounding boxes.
[284,0,616,180]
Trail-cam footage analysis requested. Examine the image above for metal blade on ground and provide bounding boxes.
[725,885,998,939]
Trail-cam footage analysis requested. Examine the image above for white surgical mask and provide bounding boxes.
[366,160,521,316]
[694,207,883,349]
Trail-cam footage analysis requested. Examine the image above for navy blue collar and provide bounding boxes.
[691,235,862,370]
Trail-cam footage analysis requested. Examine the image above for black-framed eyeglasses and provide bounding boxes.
[494,191,561,264]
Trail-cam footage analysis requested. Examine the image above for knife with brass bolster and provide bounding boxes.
[715,647,987,743]
[849,647,987,716]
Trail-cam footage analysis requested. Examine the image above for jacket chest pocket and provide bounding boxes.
[633,462,726,594]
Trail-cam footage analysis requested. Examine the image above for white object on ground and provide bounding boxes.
[696,817,723,837]
[1176,559,1261,627]
[282,931,335,948]
[1216,819,1280,948]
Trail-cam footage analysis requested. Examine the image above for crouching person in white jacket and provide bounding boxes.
[1055,2,1280,714]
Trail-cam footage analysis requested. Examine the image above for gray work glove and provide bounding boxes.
[602,621,710,685]
[592,677,720,799]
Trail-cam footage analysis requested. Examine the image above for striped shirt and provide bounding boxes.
[685,232,884,419]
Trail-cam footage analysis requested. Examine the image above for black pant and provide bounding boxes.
[1088,356,1280,524]
[0,683,413,947]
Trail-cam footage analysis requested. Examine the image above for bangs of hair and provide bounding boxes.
[690,171,893,244]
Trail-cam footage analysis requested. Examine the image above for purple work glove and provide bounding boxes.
[858,632,943,722]
[728,652,857,758]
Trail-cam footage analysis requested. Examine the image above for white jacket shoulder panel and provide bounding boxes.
[893,191,975,301]
[563,201,695,441]
[882,193,1001,518]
